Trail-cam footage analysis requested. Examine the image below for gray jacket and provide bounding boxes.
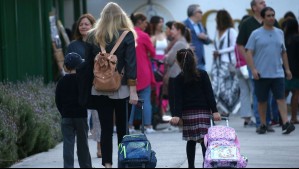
[165,37,189,78]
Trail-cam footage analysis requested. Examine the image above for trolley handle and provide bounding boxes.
[126,99,145,134]
[210,115,229,127]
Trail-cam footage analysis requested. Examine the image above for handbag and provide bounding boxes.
[239,65,249,79]
[154,70,163,82]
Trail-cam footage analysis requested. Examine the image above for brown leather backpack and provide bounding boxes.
[93,31,128,92]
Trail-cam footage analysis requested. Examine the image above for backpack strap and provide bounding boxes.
[100,46,106,53]
[110,30,129,54]
[99,30,129,54]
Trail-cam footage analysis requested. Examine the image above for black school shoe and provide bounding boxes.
[256,124,267,134]
[282,122,295,134]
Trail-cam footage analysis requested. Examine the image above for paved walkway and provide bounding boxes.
[10,114,299,168]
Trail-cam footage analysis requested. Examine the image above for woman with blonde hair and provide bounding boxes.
[77,2,138,168]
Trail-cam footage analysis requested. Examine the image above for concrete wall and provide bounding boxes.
[85,0,299,73]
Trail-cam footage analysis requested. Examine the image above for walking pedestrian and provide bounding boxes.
[76,2,138,168]
[236,0,279,132]
[55,52,92,168]
[235,15,256,127]
[245,7,295,134]
[284,18,299,124]
[170,48,221,168]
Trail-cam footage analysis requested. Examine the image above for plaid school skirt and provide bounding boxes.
[181,109,211,141]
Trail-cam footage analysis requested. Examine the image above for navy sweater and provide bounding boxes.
[173,69,218,117]
[55,74,87,118]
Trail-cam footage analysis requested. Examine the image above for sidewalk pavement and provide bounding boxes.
[10,114,299,168]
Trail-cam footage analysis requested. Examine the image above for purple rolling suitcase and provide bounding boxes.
[203,117,248,168]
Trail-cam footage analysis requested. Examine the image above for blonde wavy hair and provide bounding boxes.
[92,2,136,47]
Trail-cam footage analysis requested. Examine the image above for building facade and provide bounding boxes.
[1,0,298,82]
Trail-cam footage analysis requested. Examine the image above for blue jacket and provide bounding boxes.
[184,19,212,70]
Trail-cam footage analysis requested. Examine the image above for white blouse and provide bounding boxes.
[213,28,237,64]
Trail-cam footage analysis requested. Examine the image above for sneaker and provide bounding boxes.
[256,124,267,134]
[129,126,137,134]
[244,120,256,128]
[282,122,295,134]
[145,127,156,134]
[266,125,275,132]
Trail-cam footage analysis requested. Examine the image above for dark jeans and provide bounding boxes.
[61,118,92,168]
[93,96,131,166]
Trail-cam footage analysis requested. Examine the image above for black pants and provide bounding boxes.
[93,96,131,166]
[168,77,176,116]
[186,140,206,168]
[61,118,92,168]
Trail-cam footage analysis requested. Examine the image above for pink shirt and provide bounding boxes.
[135,27,156,91]
[235,45,247,68]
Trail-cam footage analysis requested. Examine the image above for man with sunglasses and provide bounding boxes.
[184,4,212,70]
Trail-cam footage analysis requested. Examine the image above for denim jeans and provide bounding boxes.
[129,85,152,126]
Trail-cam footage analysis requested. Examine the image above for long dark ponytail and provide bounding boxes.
[176,48,200,83]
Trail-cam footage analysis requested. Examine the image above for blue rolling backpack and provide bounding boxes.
[118,99,157,168]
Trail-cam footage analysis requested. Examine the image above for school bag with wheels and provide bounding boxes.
[118,99,157,168]
[204,116,248,168]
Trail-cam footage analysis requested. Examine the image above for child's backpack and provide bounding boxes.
[204,117,248,168]
[93,31,128,92]
[118,134,157,168]
[118,100,157,168]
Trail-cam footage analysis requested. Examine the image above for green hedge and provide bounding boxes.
[0,77,62,167]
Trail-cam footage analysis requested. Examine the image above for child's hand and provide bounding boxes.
[170,117,180,126]
[213,112,221,121]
